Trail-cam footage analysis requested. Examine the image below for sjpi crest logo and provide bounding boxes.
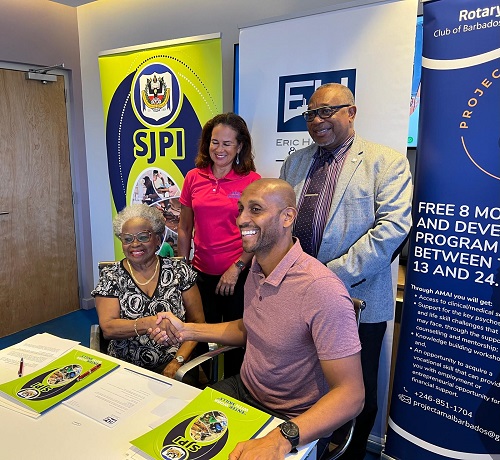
[132,62,181,127]
[141,73,170,113]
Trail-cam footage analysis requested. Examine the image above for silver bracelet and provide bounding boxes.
[134,318,140,338]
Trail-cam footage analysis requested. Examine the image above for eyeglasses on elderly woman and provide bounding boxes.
[118,231,153,245]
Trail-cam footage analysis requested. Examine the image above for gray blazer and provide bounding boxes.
[280,134,413,323]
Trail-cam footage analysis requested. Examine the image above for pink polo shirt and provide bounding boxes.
[180,166,260,275]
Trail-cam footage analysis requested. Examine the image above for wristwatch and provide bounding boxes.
[175,356,185,364]
[234,260,246,271]
[279,421,299,452]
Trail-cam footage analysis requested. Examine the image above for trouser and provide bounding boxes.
[211,375,330,459]
[195,269,248,378]
[338,321,387,460]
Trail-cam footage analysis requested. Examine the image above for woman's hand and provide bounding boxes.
[215,264,240,296]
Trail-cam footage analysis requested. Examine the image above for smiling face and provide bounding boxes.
[209,124,241,176]
[236,181,296,257]
[307,85,356,150]
[120,217,161,266]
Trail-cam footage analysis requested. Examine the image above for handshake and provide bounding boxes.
[148,312,190,345]
[149,313,244,351]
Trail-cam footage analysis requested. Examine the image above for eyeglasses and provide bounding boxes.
[302,104,351,122]
[118,231,153,244]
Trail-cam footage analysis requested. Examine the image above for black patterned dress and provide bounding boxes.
[91,257,197,370]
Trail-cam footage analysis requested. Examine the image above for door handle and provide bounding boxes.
[0,211,9,215]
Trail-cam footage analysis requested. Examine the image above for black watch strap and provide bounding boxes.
[279,421,299,453]
[235,260,246,271]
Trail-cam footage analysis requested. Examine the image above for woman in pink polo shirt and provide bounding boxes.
[178,113,260,377]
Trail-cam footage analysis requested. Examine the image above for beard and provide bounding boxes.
[241,215,282,255]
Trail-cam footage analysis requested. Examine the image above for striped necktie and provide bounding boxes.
[293,135,354,257]
[293,152,333,257]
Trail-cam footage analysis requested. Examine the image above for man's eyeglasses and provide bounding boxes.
[118,231,153,245]
[302,104,351,122]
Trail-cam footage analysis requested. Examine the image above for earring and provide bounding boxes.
[236,153,240,165]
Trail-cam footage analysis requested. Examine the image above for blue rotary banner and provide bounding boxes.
[384,0,500,458]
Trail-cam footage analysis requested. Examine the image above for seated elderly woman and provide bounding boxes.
[91,204,204,378]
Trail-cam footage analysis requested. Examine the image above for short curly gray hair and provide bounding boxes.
[113,204,165,236]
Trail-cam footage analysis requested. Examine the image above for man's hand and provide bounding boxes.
[228,429,290,460]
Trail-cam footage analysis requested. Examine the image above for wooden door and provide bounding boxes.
[0,68,79,336]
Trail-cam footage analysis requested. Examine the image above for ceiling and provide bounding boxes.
[49,0,97,6]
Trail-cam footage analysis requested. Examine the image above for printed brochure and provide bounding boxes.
[0,348,119,415]
[131,387,273,459]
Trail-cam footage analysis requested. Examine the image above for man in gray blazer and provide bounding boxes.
[280,83,412,460]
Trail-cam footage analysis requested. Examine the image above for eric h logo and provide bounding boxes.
[277,69,356,132]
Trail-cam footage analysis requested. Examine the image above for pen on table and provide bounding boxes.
[18,358,24,378]
[77,363,102,381]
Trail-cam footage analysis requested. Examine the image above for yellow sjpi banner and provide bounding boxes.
[98,34,222,257]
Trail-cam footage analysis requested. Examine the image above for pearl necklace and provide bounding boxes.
[127,257,159,286]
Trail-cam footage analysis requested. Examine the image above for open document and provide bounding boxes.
[0,333,79,383]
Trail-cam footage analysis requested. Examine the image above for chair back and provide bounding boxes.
[93,261,119,354]
[98,261,117,273]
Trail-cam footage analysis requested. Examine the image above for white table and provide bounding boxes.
[0,342,316,459]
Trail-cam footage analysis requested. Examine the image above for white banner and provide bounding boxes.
[239,0,418,178]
